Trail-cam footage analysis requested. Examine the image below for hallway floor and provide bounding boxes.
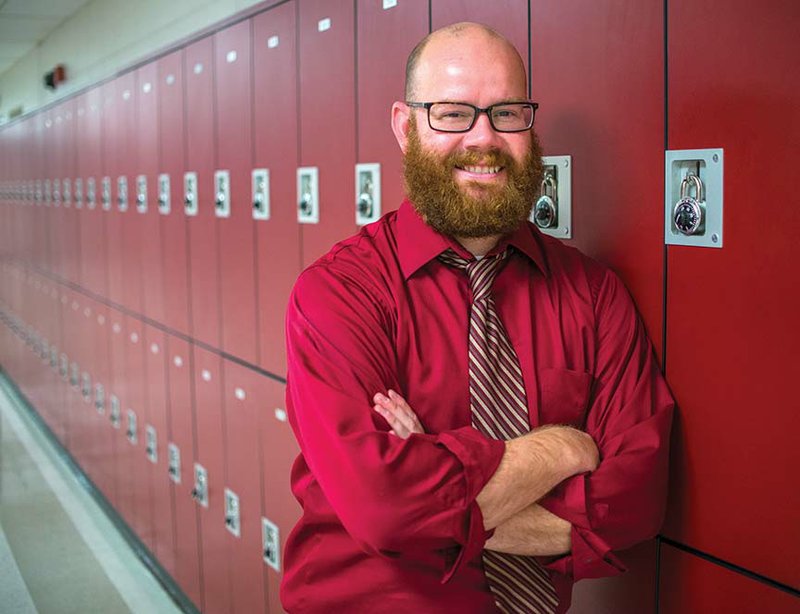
[0,375,185,614]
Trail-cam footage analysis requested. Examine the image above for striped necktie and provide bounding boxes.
[439,248,558,614]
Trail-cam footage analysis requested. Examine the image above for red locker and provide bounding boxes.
[663,0,800,589]
[432,0,529,77]
[157,51,192,337]
[107,309,129,519]
[222,360,269,614]
[258,377,300,614]
[298,0,357,267]
[192,344,231,614]
[166,335,203,608]
[143,324,176,574]
[356,0,428,217]
[123,314,154,546]
[58,100,81,285]
[659,544,799,613]
[118,72,145,313]
[252,3,301,376]
[137,62,165,323]
[185,37,223,350]
[89,299,117,507]
[215,20,259,364]
[531,0,665,357]
[104,78,127,307]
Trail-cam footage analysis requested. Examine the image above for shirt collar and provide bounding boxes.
[395,199,549,279]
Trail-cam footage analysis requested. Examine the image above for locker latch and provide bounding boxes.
[262,517,281,572]
[665,149,724,248]
[192,463,209,507]
[95,383,105,414]
[117,176,129,211]
[355,163,381,226]
[224,488,241,537]
[158,174,171,215]
[74,178,84,207]
[252,168,270,220]
[126,409,138,444]
[168,443,181,484]
[136,175,148,213]
[183,172,198,216]
[145,425,157,463]
[214,170,230,218]
[110,395,122,428]
[529,155,572,239]
[297,167,319,224]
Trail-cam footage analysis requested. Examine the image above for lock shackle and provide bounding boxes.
[540,172,557,198]
[680,173,704,202]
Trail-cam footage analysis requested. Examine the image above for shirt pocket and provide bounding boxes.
[537,367,593,428]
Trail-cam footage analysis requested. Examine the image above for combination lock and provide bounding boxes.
[534,172,558,229]
[673,173,705,236]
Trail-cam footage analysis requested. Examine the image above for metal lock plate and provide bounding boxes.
[262,517,281,572]
[99,177,109,210]
[126,409,138,444]
[529,155,572,239]
[252,168,270,220]
[664,148,724,248]
[297,167,319,224]
[74,178,84,207]
[59,353,68,378]
[136,175,148,213]
[117,176,129,211]
[355,163,381,226]
[192,464,209,508]
[94,383,105,414]
[44,179,52,205]
[214,170,230,218]
[183,172,198,216]
[168,443,181,484]
[53,179,62,206]
[145,425,157,463]
[35,179,42,203]
[81,372,92,401]
[110,395,121,428]
[70,362,80,387]
[158,173,170,215]
[63,178,72,206]
[49,346,58,369]
[224,488,241,537]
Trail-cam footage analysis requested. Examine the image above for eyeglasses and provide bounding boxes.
[406,101,538,133]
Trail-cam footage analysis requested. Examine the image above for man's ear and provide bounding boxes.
[391,101,411,154]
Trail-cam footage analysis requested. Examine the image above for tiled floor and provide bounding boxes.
[0,375,185,614]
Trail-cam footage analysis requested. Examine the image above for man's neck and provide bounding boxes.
[456,235,502,258]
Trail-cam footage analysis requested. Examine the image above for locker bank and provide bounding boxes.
[0,0,798,612]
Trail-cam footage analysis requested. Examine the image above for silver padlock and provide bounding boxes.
[534,172,558,229]
[673,173,705,236]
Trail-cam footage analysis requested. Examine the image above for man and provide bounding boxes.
[282,22,673,613]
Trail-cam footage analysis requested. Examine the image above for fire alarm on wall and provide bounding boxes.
[44,65,67,90]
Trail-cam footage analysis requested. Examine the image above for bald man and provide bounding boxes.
[282,23,673,613]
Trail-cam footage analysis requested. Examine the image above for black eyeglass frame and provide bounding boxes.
[405,101,539,133]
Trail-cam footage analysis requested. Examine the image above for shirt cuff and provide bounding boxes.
[435,427,505,583]
[540,474,626,580]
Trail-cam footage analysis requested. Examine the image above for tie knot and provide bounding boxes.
[438,248,507,302]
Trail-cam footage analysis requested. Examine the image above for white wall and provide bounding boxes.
[0,0,266,123]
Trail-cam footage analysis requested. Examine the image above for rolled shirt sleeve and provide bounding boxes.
[539,268,674,581]
[286,263,505,579]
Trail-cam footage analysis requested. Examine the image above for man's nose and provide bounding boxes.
[463,111,502,149]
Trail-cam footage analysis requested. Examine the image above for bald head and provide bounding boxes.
[404,22,527,100]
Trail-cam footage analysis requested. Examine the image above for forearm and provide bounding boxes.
[484,504,571,556]
[476,426,596,530]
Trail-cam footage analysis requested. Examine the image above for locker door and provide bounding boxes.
[166,335,203,608]
[357,0,428,216]
[108,310,129,521]
[659,544,799,613]
[222,361,269,614]
[59,100,80,285]
[143,324,176,574]
[104,79,126,306]
[185,37,222,349]
[119,72,145,314]
[431,0,529,76]
[91,299,117,507]
[298,0,357,266]
[82,86,106,296]
[158,51,191,337]
[530,3,666,607]
[137,63,165,324]
[663,0,799,589]
[76,92,94,292]
[215,20,259,364]
[124,314,154,547]
[252,3,301,376]
[192,345,231,614]
[259,377,300,614]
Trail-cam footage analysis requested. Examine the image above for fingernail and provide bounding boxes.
[374,393,387,403]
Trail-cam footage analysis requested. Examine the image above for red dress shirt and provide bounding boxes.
[282,200,674,613]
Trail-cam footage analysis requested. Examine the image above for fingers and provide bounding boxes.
[372,390,425,438]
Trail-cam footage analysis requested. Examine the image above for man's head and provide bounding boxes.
[392,23,543,239]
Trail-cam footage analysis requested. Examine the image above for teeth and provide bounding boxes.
[463,165,501,174]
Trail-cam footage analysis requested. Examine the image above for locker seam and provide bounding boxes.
[660,537,800,598]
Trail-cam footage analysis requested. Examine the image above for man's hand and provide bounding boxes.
[373,390,425,437]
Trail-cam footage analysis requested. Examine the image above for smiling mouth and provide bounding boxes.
[457,165,503,175]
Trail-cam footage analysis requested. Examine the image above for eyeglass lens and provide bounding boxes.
[428,103,533,132]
